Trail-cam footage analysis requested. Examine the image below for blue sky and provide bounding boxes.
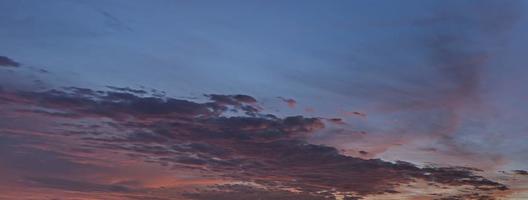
[1,0,528,199]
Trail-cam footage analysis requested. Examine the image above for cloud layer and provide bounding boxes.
[0,86,511,199]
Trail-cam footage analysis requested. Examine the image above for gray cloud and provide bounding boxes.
[0,56,20,67]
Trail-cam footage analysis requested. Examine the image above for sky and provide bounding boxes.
[1,0,528,199]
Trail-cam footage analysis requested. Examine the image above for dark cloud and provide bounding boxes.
[514,170,528,175]
[0,134,103,176]
[16,87,214,120]
[435,193,496,200]
[107,86,148,95]
[0,86,509,198]
[0,56,20,67]
[184,185,332,200]
[204,115,323,135]
[279,97,297,108]
[206,94,260,116]
[344,111,367,117]
[26,177,131,193]
[327,118,346,125]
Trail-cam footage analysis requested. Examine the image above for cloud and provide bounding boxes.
[514,170,528,176]
[183,184,332,200]
[343,111,366,118]
[0,86,510,199]
[299,1,524,167]
[0,56,20,67]
[326,118,346,125]
[279,97,297,108]
[371,0,522,113]
[436,193,497,200]
[206,94,260,115]
[16,87,215,120]
[26,177,131,193]
[208,94,257,104]
[107,86,148,95]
